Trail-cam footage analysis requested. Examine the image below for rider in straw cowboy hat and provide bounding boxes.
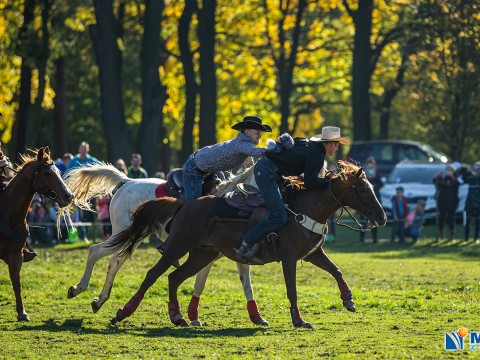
[182,116,272,201]
[235,126,350,264]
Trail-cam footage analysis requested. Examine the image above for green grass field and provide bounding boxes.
[1,225,480,359]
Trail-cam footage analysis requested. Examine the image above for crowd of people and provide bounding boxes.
[358,156,480,244]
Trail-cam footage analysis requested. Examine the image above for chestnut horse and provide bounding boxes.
[0,147,73,321]
[108,161,386,328]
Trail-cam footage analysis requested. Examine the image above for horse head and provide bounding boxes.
[330,161,387,229]
[20,147,74,207]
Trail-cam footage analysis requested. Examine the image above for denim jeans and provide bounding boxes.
[243,157,288,246]
[183,155,207,201]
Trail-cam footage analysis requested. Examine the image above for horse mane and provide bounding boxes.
[214,166,255,197]
[282,160,363,191]
[63,163,128,210]
[16,148,52,171]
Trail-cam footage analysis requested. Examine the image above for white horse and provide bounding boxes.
[59,164,268,326]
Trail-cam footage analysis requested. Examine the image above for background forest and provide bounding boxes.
[1,0,479,175]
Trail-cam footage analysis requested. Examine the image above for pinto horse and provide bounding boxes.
[109,161,387,328]
[0,147,73,321]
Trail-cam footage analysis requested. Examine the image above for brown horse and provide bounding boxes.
[109,161,386,328]
[0,147,73,321]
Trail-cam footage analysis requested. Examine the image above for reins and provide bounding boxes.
[327,176,370,233]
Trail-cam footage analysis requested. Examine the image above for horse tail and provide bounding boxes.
[106,197,184,257]
[57,163,129,231]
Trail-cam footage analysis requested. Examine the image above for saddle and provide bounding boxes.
[224,184,264,210]
[164,168,221,200]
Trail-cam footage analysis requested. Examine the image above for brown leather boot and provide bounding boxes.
[23,249,38,262]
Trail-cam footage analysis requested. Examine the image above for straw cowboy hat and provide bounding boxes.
[309,126,351,145]
[231,116,272,132]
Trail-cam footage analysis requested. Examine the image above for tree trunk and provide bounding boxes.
[351,0,373,141]
[179,0,198,163]
[13,0,35,159]
[90,0,130,162]
[29,0,52,148]
[379,53,408,139]
[136,0,167,175]
[197,0,217,147]
[53,57,68,157]
[279,0,307,134]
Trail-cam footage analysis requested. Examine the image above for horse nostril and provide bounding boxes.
[64,193,73,201]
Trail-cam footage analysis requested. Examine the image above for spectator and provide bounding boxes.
[27,198,51,245]
[54,152,73,176]
[114,158,128,176]
[405,199,426,243]
[128,153,148,179]
[459,162,480,241]
[66,141,101,243]
[360,156,383,243]
[97,196,112,241]
[433,164,460,241]
[390,186,409,243]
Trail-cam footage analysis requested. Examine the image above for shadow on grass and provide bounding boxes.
[324,237,480,260]
[16,318,265,338]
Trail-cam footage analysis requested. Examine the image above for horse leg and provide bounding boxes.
[8,255,29,321]
[236,262,268,326]
[91,251,128,313]
[112,237,189,324]
[169,248,220,327]
[68,242,114,299]
[304,247,356,312]
[282,255,312,328]
[188,259,215,326]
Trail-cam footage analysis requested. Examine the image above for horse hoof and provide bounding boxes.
[343,300,356,312]
[295,321,313,329]
[67,286,76,299]
[255,318,269,326]
[91,300,102,313]
[174,318,188,327]
[190,319,202,327]
[17,313,30,322]
[110,317,120,327]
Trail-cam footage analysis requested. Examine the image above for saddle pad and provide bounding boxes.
[155,183,170,198]
[215,198,252,219]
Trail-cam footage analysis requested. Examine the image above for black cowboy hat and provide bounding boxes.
[231,116,272,132]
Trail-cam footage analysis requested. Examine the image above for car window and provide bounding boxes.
[387,166,442,184]
[397,145,429,162]
[351,143,393,162]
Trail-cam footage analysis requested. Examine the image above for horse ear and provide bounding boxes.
[355,168,363,178]
[44,146,51,157]
[37,147,45,160]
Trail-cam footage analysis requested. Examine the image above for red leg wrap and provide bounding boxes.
[339,280,352,301]
[187,295,200,321]
[247,300,263,324]
[168,300,187,326]
[121,293,144,318]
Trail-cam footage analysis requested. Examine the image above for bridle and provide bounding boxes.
[327,173,374,233]
[7,162,61,202]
